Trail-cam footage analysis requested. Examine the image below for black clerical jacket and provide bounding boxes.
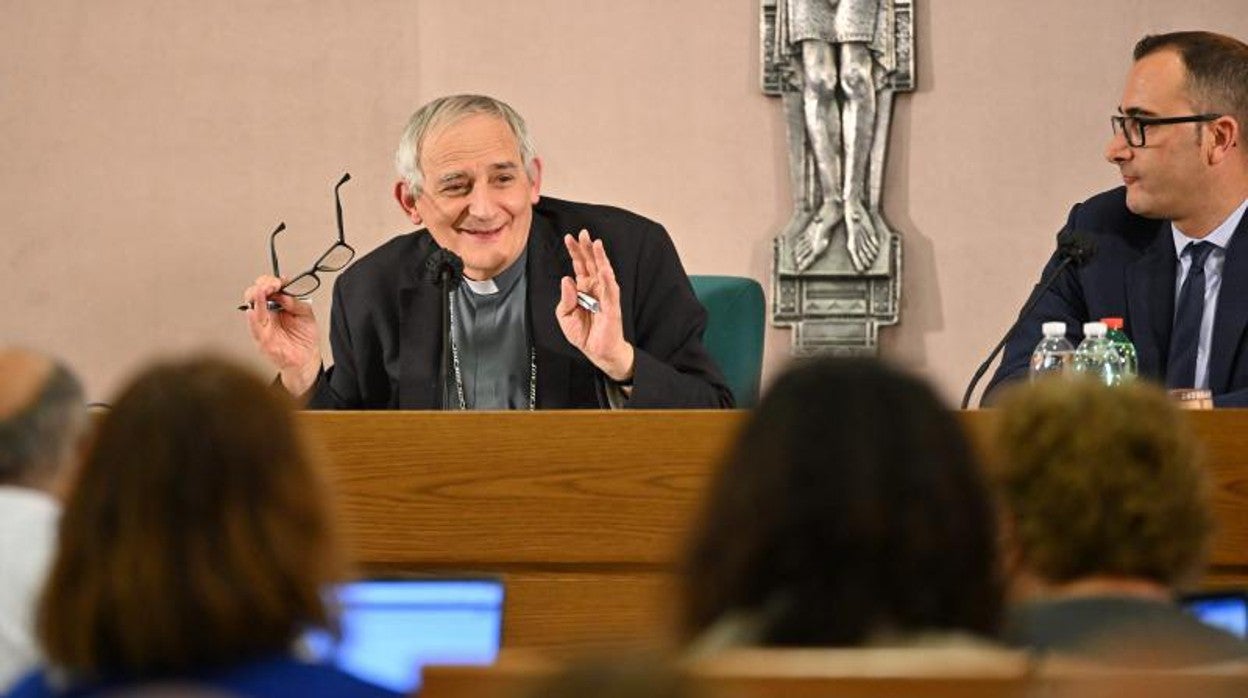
[305,197,733,409]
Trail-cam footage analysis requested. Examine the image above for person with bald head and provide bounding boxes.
[0,349,86,688]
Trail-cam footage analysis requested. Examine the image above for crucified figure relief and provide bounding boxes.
[773,0,900,273]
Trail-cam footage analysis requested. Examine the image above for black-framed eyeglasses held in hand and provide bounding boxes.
[237,173,356,311]
[1110,112,1222,148]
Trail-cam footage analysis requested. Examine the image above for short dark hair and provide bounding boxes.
[681,358,1001,646]
[993,378,1210,588]
[37,356,347,678]
[1134,31,1248,129]
[0,361,85,485]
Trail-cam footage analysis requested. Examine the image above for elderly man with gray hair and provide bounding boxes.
[242,94,732,410]
[0,348,87,687]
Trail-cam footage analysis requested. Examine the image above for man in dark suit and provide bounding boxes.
[986,31,1248,406]
[242,95,732,409]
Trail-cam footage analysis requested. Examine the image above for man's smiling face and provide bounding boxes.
[403,113,542,280]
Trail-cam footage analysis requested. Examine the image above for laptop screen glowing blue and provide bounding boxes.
[1182,593,1248,639]
[304,578,505,692]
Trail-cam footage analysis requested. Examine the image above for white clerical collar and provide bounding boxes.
[461,248,528,297]
[463,276,499,295]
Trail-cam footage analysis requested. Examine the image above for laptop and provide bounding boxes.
[1181,591,1248,639]
[304,577,506,692]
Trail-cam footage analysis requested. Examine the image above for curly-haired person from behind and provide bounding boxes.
[681,358,1004,652]
[4,357,400,698]
[994,378,1248,666]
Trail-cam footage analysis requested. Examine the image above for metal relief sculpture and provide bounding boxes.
[764,0,914,355]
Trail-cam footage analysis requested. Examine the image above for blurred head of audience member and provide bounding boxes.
[0,348,86,493]
[681,358,1001,650]
[9,356,398,697]
[994,378,1248,665]
[0,348,87,688]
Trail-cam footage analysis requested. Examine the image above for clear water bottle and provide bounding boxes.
[1073,321,1127,386]
[1030,321,1074,381]
[1100,317,1138,379]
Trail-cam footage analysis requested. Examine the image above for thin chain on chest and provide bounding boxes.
[447,290,536,410]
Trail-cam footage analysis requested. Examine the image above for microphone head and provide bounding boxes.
[1057,230,1097,267]
[423,248,465,288]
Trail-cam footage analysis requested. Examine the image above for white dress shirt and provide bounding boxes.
[1171,198,1248,389]
[0,486,59,689]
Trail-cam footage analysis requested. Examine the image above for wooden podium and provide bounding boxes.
[301,409,1248,652]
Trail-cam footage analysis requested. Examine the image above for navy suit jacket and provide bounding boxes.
[304,196,733,409]
[985,187,1248,407]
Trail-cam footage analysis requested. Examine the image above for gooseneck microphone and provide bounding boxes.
[424,249,464,409]
[959,230,1097,409]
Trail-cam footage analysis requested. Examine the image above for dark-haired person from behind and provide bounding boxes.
[994,378,1248,666]
[985,31,1248,405]
[681,358,1003,651]
[4,357,400,698]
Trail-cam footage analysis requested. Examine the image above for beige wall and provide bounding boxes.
[3,1,1247,404]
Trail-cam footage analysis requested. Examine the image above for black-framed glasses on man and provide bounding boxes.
[237,173,356,311]
[1110,113,1222,148]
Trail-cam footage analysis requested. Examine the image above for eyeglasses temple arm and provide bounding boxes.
[268,222,286,277]
[334,172,351,243]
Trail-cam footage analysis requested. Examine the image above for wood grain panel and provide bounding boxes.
[421,648,1037,698]
[304,409,1248,652]
[1188,411,1248,567]
[421,670,1036,698]
[305,410,742,566]
[500,571,678,650]
[422,658,1248,698]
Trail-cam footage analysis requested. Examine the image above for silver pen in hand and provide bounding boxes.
[236,300,284,312]
[576,291,600,314]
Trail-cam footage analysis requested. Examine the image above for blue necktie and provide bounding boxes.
[1166,241,1215,388]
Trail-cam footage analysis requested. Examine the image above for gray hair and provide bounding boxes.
[394,94,538,195]
[0,362,86,485]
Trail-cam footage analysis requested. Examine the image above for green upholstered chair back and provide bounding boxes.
[689,275,765,408]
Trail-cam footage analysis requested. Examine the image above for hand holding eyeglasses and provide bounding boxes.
[240,173,355,395]
[236,173,356,312]
[243,273,324,395]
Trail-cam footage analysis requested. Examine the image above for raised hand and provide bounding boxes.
[556,229,635,383]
